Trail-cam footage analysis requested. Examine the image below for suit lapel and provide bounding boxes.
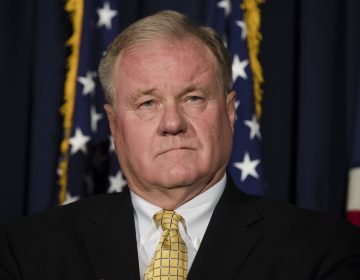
[80,190,140,280]
[78,179,263,280]
[188,178,263,280]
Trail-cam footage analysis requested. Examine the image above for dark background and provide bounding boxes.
[1,0,359,225]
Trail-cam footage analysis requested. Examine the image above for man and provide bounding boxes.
[0,10,359,280]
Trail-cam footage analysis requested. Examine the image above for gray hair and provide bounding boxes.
[98,10,232,104]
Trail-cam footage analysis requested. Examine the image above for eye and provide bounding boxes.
[139,100,155,108]
[187,96,203,102]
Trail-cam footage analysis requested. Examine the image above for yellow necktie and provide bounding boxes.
[144,210,188,280]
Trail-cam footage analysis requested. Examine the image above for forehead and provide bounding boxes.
[118,36,216,70]
[113,37,219,91]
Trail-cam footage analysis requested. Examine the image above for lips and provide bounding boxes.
[157,147,195,156]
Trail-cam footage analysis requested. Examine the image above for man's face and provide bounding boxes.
[105,37,236,197]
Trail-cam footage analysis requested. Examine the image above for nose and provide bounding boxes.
[157,103,187,135]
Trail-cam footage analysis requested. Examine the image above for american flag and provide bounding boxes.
[59,0,265,205]
[346,72,360,227]
[59,0,124,204]
[207,0,265,195]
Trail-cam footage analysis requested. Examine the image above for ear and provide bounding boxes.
[104,104,116,141]
[226,91,236,131]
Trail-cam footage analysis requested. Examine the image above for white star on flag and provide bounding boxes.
[217,0,231,16]
[62,192,80,205]
[97,2,118,30]
[234,152,260,182]
[108,171,127,193]
[77,71,97,95]
[69,128,90,155]
[244,115,261,140]
[232,54,249,81]
[90,105,103,132]
[235,20,247,40]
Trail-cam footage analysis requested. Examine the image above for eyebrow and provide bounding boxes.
[181,84,209,96]
[182,85,197,94]
[129,88,156,104]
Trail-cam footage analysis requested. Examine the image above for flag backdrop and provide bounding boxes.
[2,0,359,225]
[346,71,360,227]
[58,0,265,205]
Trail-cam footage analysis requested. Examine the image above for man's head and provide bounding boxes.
[99,10,236,209]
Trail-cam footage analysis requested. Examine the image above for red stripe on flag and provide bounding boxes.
[347,211,360,227]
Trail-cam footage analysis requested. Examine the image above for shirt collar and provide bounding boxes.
[131,174,226,243]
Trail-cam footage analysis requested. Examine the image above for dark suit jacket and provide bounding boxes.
[1,179,360,280]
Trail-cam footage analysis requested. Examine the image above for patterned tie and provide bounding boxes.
[144,210,188,280]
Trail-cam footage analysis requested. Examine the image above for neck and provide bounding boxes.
[128,171,225,209]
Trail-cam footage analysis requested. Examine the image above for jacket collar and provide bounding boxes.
[188,177,263,280]
[80,189,140,280]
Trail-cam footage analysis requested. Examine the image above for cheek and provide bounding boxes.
[114,117,154,159]
[199,108,233,150]
[193,117,219,147]
[204,104,230,130]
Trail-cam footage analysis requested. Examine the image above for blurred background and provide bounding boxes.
[1,0,359,226]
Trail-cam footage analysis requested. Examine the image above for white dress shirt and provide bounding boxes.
[130,174,226,278]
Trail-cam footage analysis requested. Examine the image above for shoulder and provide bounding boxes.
[2,191,130,239]
[241,192,360,256]
[228,178,356,230]
[224,180,359,241]
[254,195,355,232]
[0,192,133,279]
[252,196,360,277]
[218,180,360,278]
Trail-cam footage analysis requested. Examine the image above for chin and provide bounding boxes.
[159,168,203,188]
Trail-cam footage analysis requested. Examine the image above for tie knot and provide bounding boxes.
[154,210,183,231]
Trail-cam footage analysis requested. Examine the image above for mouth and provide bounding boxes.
[157,147,195,157]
